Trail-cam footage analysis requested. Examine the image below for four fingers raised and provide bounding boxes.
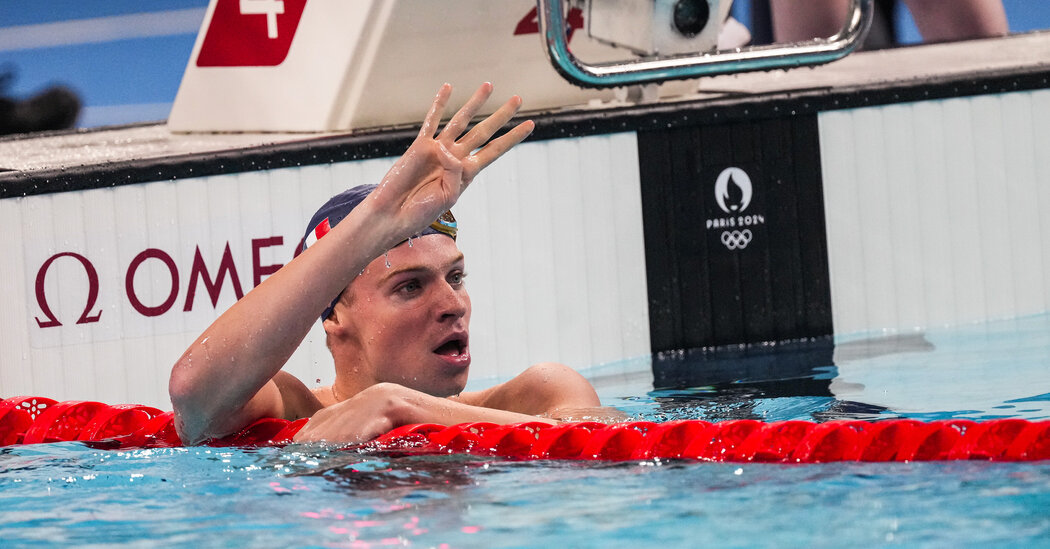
[455,94,524,155]
[419,82,534,186]
[465,120,534,183]
[423,83,531,153]
[440,82,494,142]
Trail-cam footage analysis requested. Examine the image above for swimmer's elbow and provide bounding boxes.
[168,356,227,445]
[169,357,203,418]
[168,368,206,445]
[168,360,190,402]
[170,354,291,445]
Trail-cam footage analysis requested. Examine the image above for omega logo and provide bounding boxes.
[32,236,295,328]
[34,252,102,328]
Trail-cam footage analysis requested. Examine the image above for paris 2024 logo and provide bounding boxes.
[706,167,766,251]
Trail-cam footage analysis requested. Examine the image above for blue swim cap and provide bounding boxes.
[301,184,458,321]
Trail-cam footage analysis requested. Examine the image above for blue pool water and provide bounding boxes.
[2,315,1050,548]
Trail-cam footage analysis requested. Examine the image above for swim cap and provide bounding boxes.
[301,184,458,320]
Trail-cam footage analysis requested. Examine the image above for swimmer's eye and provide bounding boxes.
[396,279,423,296]
[448,271,467,286]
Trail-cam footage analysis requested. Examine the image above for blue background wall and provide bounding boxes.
[0,0,207,127]
[1,0,1046,128]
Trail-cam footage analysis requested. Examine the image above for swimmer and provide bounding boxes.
[169,83,605,445]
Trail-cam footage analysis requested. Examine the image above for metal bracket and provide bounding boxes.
[537,0,874,88]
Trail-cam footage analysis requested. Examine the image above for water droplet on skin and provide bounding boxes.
[385,252,391,268]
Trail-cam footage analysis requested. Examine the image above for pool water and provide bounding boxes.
[3,315,1050,548]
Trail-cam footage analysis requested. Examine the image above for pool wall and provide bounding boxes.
[0,135,651,407]
[1,32,1049,407]
[821,91,1050,334]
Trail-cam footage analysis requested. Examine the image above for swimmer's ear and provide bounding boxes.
[322,292,353,336]
[323,307,344,334]
[322,313,339,333]
[322,310,350,350]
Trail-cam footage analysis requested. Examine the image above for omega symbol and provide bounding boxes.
[34,252,102,328]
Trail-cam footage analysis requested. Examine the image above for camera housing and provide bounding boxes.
[586,0,730,56]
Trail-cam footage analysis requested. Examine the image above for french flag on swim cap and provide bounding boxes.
[302,217,331,251]
[301,184,378,256]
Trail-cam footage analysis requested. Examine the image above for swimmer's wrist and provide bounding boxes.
[357,382,422,430]
[323,201,410,270]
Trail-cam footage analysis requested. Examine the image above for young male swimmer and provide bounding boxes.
[169,83,604,445]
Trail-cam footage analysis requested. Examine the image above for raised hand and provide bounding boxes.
[369,82,535,240]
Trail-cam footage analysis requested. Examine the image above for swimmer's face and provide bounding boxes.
[328,234,471,397]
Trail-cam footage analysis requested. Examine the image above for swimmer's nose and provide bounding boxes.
[436,282,469,321]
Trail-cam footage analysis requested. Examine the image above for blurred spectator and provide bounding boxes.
[760,0,1008,48]
[0,66,81,136]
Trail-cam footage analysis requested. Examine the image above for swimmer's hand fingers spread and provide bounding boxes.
[461,117,534,186]
[449,84,537,187]
[420,82,533,185]
[428,82,534,186]
[373,83,533,240]
[454,91,521,154]
[437,82,494,142]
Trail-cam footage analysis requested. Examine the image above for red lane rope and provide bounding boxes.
[1,396,1048,462]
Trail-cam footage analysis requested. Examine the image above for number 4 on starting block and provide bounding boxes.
[240,0,285,39]
[193,0,305,67]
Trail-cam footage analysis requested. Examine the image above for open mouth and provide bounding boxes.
[433,337,467,357]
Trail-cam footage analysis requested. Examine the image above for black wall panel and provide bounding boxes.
[639,115,832,352]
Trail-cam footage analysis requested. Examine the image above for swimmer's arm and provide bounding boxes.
[168,205,404,444]
[173,372,323,445]
[455,362,605,419]
[293,382,556,443]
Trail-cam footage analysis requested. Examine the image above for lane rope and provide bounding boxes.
[1,396,1048,462]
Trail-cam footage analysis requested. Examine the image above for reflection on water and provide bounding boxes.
[636,314,1050,422]
[293,451,484,494]
[832,315,1050,420]
[2,440,1048,548]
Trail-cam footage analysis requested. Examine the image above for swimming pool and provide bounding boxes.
[2,315,1049,547]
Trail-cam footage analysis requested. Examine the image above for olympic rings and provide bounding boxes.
[720,229,752,250]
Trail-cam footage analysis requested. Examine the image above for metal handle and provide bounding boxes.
[537,0,874,88]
